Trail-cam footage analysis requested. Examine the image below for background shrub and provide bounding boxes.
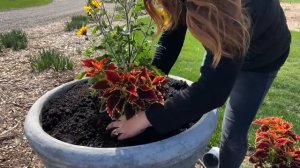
[30,49,74,72]
[65,15,89,31]
[0,42,3,52]
[0,30,28,50]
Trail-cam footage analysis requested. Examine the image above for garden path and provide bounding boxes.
[0,0,114,32]
[281,3,300,31]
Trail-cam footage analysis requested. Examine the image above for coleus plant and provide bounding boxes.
[80,58,168,120]
[249,117,300,168]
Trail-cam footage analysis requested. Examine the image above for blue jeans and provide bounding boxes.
[219,70,278,168]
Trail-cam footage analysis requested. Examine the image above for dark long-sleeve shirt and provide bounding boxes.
[145,0,291,134]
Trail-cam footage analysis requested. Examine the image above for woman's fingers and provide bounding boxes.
[118,133,127,140]
[106,112,151,140]
[106,120,121,130]
[110,128,121,137]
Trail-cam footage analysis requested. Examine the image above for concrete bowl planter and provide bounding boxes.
[24,75,218,168]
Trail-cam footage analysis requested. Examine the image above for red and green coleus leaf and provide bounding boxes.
[294,152,300,166]
[82,58,109,77]
[138,68,152,84]
[138,89,158,101]
[102,87,121,98]
[82,58,108,68]
[106,92,120,117]
[92,58,108,70]
[253,149,268,159]
[115,98,126,113]
[253,117,283,126]
[81,59,94,67]
[86,69,99,77]
[139,84,152,91]
[257,141,271,150]
[249,155,259,163]
[152,76,167,85]
[132,99,146,109]
[107,63,118,70]
[124,103,135,119]
[105,70,122,84]
[92,80,111,90]
[126,85,138,97]
[123,73,136,83]
[275,138,294,148]
[286,131,298,141]
[106,91,124,118]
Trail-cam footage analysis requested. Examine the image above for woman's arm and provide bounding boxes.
[146,52,243,134]
[107,52,243,140]
[152,23,187,74]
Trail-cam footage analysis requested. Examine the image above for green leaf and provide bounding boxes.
[151,66,165,76]
[92,25,100,34]
[83,46,96,57]
[88,77,97,84]
[89,88,98,97]
[95,53,111,61]
[95,44,106,50]
[75,71,86,80]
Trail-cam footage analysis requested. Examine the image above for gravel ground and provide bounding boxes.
[0,22,90,168]
[281,3,300,31]
[0,0,86,32]
[0,2,299,168]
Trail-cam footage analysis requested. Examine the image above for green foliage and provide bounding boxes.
[30,49,73,72]
[81,0,155,70]
[65,15,89,31]
[0,0,52,11]
[281,0,300,3]
[0,30,28,50]
[0,42,3,52]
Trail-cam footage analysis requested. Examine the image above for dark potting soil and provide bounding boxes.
[42,78,194,148]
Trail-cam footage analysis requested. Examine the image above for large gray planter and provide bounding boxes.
[24,75,218,168]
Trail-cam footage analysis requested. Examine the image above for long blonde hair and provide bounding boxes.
[144,0,251,67]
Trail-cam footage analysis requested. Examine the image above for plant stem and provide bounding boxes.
[132,19,154,62]
[124,0,131,65]
[92,8,117,61]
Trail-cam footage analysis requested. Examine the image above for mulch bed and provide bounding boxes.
[0,22,89,168]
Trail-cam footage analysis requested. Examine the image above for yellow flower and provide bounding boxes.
[91,0,102,9]
[77,26,88,36]
[84,5,92,14]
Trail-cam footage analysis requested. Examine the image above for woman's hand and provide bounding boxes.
[106,112,152,140]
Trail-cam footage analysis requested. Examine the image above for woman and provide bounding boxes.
[107,0,291,167]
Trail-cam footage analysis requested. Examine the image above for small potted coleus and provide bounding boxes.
[24,0,218,167]
[250,117,300,168]
[80,58,168,120]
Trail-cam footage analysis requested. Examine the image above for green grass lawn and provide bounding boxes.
[0,0,52,11]
[170,31,300,149]
[282,0,300,3]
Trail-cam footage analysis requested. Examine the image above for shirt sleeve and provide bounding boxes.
[146,52,243,134]
[152,23,187,74]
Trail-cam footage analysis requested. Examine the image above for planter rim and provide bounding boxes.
[24,75,218,165]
